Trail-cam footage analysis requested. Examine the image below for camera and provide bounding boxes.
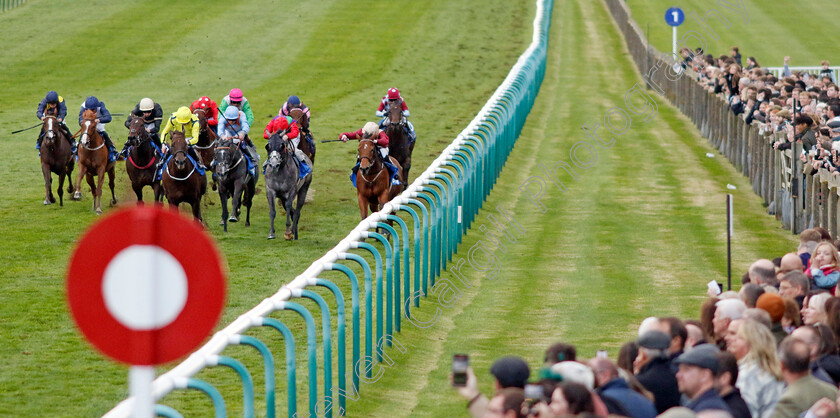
[452,354,469,387]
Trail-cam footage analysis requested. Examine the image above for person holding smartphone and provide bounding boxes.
[453,355,530,417]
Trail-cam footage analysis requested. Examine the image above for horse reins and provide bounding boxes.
[358,138,385,185]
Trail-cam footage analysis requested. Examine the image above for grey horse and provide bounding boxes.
[264,132,312,240]
[213,138,255,232]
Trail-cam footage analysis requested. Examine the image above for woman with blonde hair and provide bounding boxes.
[725,319,784,418]
[802,291,832,325]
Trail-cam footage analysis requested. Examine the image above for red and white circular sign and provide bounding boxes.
[66,206,226,365]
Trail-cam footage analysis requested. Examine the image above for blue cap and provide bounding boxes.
[46,91,59,103]
[223,106,240,120]
[287,95,300,107]
[84,96,99,109]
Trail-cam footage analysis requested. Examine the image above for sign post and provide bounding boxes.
[665,7,685,56]
[727,194,734,290]
[67,206,226,417]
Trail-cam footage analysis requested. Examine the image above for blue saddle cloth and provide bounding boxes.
[157,154,205,180]
[350,159,400,188]
[262,158,310,179]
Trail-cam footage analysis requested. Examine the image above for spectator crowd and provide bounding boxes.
[685,47,840,173]
[454,226,840,418]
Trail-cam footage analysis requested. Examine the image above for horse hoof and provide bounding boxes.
[95,208,103,215]
[267,233,276,240]
[219,219,225,226]
[44,199,52,205]
[73,192,81,200]
[284,232,293,240]
[110,199,117,206]
[245,221,250,227]
[228,216,238,223]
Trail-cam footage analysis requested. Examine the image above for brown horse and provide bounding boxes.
[39,116,76,206]
[74,109,116,214]
[193,108,218,192]
[356,138,403,220]
[289,108,315,164]
[124,116,161,203]
[161,130,207,223]
[382,100,414,183]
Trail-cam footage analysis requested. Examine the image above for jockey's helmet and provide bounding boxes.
[223,107,241,120]
[46,91,59,103]
[288,95,301,108]
[175,107,192,124]
[229,88,244,102]
[362,122,379,139]
[387,88,400,100]
[139,98,154,112]
[84,96,99,109]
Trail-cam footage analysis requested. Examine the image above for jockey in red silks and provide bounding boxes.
[376,87,416,144]
[190,96,220,131]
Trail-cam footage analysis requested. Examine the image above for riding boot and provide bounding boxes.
[119,142,131,159]
[188,147,206,170]
[101,131,119,161]
[36,131,44,150]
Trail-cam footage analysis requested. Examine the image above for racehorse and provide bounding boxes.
[214,138,255,232]
[73,109,116,214]
[289,108,315,164]
[193,108,218,190]
[124,116,161,203]
[39,115,75,206]
[382,99,414,183]
[356,138,403,220]
[264,132,311,240]
[161,130,206,223]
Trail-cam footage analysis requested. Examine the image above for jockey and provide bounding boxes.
[219,88,254,126]
[122,97,163,156]
[36,90,75,151]
[190,96,220,131]
[280,95,315,156]
[263,115,308,171]
[340,122,400,184]
[78,96,118,161]
[218,106,260,168]
[375,87,416,144]
[159,107,206,170]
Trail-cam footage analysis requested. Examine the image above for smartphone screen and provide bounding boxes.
[452,354,468,387]
[524,384,544,402]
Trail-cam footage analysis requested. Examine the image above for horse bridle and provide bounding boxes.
[79,119,105,151]
[358,138,385,184]
[214,142,243,177]
[266,135,291,169]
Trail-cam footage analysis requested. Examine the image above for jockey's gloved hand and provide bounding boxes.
[375,111,385,117]
[282,135,289,141]
[340,134,348,142]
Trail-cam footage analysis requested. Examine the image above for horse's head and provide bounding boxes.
[79,110,98,147]
[126,116,149,147]
[194,108,208,131]
[214,138,238,179]
[169,130,188,169]
[265,132,290,169]
[388,99,403,125]
[42,116,58,144]
[358,138,378,175]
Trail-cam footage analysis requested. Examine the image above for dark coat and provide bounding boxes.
[636,357,681,414]
[598,378,658,418]
[722,388,751,418]
[124,103,163,134]
[686,388,731,414]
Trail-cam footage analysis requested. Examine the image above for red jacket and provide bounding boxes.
[263,116,299,140]
[190,97,219,127]
[342,128,389,147]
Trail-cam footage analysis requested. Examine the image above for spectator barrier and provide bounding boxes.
[103,0,554,416]
[0,0,26,13]
[765,67,840,83]
[604,0,839,236]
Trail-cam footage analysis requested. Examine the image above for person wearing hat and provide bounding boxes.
[635,331,681,413]
[78,96,118,161]
[674,344,731,414]
[454,356,530,417]
[339,122,401,186]
[772,337,839,418]
[190,96,220,132]
[36,90,75,152]
[159,106,205,170]
[122,98,164,156]
[218,106,259,173]
[219,88,254,126]
[375,87,417,145]
[279,95,315,157]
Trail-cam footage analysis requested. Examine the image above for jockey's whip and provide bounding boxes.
[10,123,42,134]
[320,139,345,143]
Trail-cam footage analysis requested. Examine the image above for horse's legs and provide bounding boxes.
[220,189,229,232]
[191,200,202,224]
[267,189,277,239]
[57,171,66,206]
[73,164,85,200]
[230,180,243,222]
[357,192,369,221]
[133,182,144,203]
[107,167,117,206]
[244,180,254,227]
[41,162,54,205]
[283,194,295,241]
[292,186,309,240]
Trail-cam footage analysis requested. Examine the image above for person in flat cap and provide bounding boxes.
[635,331,681,413]
[454,355,530,417]
[674,344,732,414]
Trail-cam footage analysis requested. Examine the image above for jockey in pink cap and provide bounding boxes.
[219,88,254,126]
[376,87,416,144]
